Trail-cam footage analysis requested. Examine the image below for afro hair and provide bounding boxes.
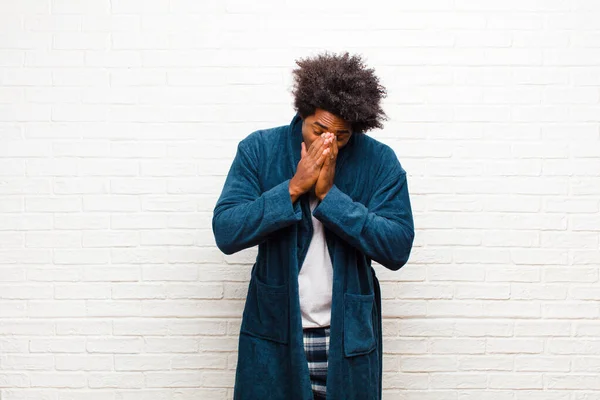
[291,51,387,133]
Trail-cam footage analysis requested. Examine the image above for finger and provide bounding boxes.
[307,135,324,158]
[329,142,336,162]
[325,133,335,146]
[301,142,307,158]
[332,136,339,158]
[310,136,328,159]
[316,147,330,167]
[323,149,331,166]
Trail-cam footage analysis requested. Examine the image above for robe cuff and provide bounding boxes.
[312,185,353,229]
[264,179,303,224]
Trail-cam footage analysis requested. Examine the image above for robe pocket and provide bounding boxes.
[240,277,289,345]
[343,293,376,357]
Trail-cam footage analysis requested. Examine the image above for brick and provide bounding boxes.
[110,178,166,194]
[166,319,227,336]
[0,284,53,299]
[82,231,139,248]
[25,197,81,212]
[1,355,54,370]
[515,321,571,337]
[82,266,140,282]
[114,355,169,371]
[54,249,110,264]
[55,284,111,299]
[165,283,223,299]
[111,284,166,299]
[400,356,457,372]
[55,355,113,371]
[487,339,544,354]
[79,160,139,176]
[430,373,487,389]
[88,373,144,388]
[488,373,543,389]
[0,197,23,212]
[0,249,52,264]
[142,265,198,281]
[87,338,143,354]
[28,301,86,318]
[0,320,53,335]
[53,178,109,195]
[143,338,198,353]
[83,196,140,212]
[113,319,169,336]
[111,213,168,229]
[142,197,197,212]
[0,373,30,388]
[145,372,203,388]
[0,232,24,248]
[458,355,513,372]
[54,213,110,230]
[140,231,195,246]
[30,339,86,353]
[510,283,567,300]
[56,320,112,335]
[0,2,598,396]
[0,338,29,353]
[171,353,228,370]
[0,179,51,195]
[86,301,142,317]
[26,232,81,248]
[515,356,571,372]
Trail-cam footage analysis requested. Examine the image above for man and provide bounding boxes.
[212,52,414,400]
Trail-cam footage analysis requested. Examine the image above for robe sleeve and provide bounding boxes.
[212,140,302,255]
[312,162,415,271]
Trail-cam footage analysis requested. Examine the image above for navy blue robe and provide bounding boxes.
[212,114,414,400]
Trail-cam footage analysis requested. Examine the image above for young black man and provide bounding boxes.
[212,52,415,400]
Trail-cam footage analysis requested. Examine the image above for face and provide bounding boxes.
[301,108,353,151]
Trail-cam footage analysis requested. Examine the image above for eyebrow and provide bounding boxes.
[313,121,350,134]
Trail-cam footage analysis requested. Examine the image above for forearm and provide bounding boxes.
[288,180,303,204]
[313,184,414,270]
[213,179,302,254]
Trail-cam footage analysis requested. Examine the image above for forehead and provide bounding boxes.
[313,109,351,131]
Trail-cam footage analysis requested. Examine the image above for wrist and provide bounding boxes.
[317,188,330,201]
[289,181,303,203]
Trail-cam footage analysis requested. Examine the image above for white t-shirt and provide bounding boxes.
[298,194,334,328]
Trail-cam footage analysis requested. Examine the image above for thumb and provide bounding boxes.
[301,142,307,158]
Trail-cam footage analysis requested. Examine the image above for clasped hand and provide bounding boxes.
[289,132,338,203]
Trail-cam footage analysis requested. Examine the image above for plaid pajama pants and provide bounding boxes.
[302,326,330,400]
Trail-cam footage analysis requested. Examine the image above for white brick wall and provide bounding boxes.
[1,0,599,398]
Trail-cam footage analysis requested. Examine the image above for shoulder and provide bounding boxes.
[237,124,288,158]
[355,134,406,178]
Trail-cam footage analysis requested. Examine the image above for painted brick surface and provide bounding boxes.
[1,0,600,398]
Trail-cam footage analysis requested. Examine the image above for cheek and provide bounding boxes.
[302,133,318,149]
[305,137,316,149]
[337,137,351,148]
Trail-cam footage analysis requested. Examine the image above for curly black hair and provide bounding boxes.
[291,51,387,133]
